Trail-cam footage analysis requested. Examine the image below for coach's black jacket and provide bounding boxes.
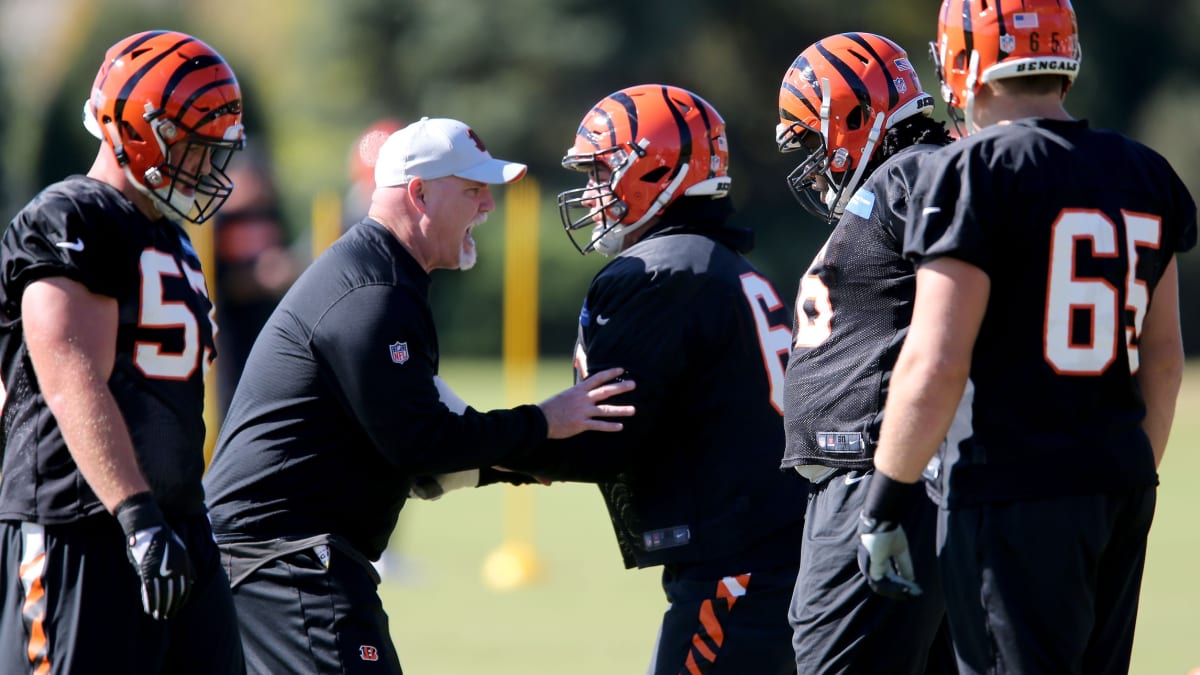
[204,220,546,561]
[505,198,808,571]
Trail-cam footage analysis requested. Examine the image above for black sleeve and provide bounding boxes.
[503,260,695,481]
[878,152,932,246]
[312,284,547,475]
[2,190,129,306]
[904,145,998,273]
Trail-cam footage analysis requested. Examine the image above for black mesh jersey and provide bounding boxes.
[504,211,808,570]
[781,145,943,471]
[907,118,1197,505]
[203,220,547,561]
[0,176,216,522]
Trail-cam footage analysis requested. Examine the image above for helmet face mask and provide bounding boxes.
[147,113,243,223]
[777,119,835,222]
[558,84,731,256]
[86,30,245,224]
[558,146,634,255]
[777,32,934,224]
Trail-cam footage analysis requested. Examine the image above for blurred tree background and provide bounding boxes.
[1,0,1198,359]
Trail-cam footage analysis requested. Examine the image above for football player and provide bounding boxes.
[501,84,807,674]
[775,32,960,674]
[0,31,247,673]
[860,1,1197,673]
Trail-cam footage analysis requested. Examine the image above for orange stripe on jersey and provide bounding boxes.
[684,651,703,675]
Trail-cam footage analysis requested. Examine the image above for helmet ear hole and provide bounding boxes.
[953,50,968,72]
[640,166,670,183]
[121,120,144,142]
[845,106,864,131]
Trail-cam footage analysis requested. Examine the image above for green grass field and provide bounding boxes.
[380,357,1200,674]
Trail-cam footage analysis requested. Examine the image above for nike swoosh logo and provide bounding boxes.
[595,315,610,326]
[921,207,942,217]
[844,473,870,486]
[160,545,171,577]
[55,238,85,252]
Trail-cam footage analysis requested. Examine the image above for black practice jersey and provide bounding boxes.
[782,145,943,471]
[506,205,808,570]
[907,118,1197,505]
[0,176,216,522]
[203,220,547,560]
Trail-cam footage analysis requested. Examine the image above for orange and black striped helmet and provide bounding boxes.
[84,30,245,224]
[932,0,1081,125]
[777,33,934,224]
[558,84,730,256]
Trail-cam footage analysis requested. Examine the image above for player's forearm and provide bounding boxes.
[23,278,150,511]
[1135,258,1185,468]
[44,381,151,511]
[1136,350,1183,468]
[873,353,969,483]
[876,258,988,483]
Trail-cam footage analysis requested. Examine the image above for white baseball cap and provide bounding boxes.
[374,117,527,187]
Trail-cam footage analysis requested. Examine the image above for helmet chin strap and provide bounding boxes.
[829,111,886,219]
[156,185,198,223]
[592,224,623,257]
[964,50,981,135]
[819,78,832,149]
[122,168,194,225]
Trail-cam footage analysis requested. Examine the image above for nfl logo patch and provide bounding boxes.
[389,341,410,364]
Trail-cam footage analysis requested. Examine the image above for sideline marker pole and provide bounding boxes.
[186,221,220,469]
[483,177,543,590]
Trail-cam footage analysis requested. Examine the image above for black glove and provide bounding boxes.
[857,471,924,600]
[114,492,194,620]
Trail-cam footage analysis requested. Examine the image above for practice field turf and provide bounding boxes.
[380,357,1200,674]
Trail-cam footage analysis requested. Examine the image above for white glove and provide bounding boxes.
[409,469,481,500]
[434,375,468,414]
[857,514,923,599]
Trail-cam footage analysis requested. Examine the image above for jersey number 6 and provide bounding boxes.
[740,273,791,414]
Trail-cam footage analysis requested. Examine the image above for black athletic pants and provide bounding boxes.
[0,514,244,674]
[789,469,956,674]
[938,487,1155,675]
[222,537,400,675]
[649,562,799,675]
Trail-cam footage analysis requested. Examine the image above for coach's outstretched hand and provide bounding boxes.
[115,492,195,620]
[539,367,636,439]
[857,513,923,599]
